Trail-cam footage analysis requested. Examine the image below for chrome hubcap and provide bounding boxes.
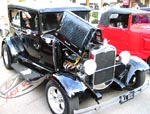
[48,86,65,113]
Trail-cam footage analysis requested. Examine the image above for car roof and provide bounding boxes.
[99,8,150,26]
[140,7,150,11]
[8,2,91,13]
[104,8,150,14]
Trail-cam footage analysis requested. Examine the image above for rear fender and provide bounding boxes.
[52,73,87,98]
[126,56,149,84]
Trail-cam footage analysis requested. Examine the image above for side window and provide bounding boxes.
[10,10,21,27]
[21,11,31,29]
[109,14,128,28]
[42,13,62,31]
[132,14,150,24]
[21,11,38,30]
[118,14,128,28]
[109,14,119,27]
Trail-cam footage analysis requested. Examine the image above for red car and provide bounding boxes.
[97,8,150,65]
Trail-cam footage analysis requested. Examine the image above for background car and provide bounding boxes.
[97,8,150,66]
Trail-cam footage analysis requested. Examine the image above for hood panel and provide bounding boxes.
[57,10,100,54]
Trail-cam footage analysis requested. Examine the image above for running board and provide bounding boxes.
[74,81,149,114]
[11,63,44,81]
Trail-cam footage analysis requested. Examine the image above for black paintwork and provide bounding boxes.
[6,2,91,71]
[8,2,91,13]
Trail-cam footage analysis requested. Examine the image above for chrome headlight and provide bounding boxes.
[83,59,97,75]
[119,51,131,65]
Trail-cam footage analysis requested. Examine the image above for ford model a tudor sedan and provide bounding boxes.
[97,8,150,66]
[2,2,149,114]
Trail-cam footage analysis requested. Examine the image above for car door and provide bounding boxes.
[20,10,41,60]
[102,14,129,54]
[39,13,61,68]
[105,27,129,53]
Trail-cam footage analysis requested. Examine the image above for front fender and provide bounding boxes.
[126,56,149,84]
[2,36,24,57]
[53,73,87,98]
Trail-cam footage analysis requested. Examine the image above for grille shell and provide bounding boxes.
[90,45,116,89]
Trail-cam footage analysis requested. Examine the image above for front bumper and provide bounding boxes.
[74,81,149,114]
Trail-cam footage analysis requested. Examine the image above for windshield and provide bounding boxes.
[42,13,62,31]
[132,14,150,24]
[41,12,90,32]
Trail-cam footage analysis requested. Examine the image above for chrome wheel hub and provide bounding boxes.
[47,86,65,114]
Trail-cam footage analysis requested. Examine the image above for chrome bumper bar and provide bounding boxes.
[74,81,149,114]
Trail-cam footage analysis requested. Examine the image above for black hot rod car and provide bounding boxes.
[2,2,149,114]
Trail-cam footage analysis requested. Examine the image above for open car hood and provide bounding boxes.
[57,10,101,55]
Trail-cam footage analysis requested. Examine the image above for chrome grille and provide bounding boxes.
[91,45,116,86]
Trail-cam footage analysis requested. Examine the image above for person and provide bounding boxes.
[131,3,141,24]
[22,11,31,28]
[131,2,140,9]
[98,2,110,22]
[115,0,124,8]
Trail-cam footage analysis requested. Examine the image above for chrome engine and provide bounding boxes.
[62,43,116,90]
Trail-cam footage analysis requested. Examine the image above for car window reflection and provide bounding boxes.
[132,14,150,24]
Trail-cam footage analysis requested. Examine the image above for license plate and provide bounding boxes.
[119,91,134,104]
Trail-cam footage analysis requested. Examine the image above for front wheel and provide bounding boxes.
[127,70,146,90]
[2,44,13,69]
[45,80,79,114]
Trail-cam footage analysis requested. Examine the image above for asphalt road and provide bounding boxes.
[0,37,150,114]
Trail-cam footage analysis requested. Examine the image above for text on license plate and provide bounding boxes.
[119,91,134,104]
